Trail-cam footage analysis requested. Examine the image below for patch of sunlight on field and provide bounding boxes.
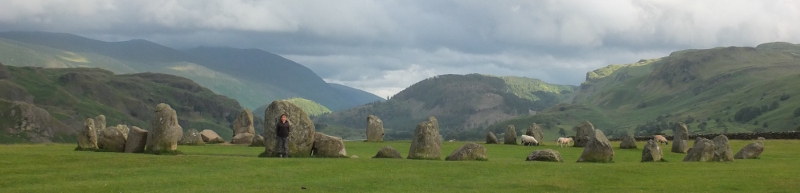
[57,51,89,63]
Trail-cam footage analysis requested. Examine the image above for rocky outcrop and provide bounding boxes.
[250,134,264,147]
[200,129,225,144]
[619,134,637,149]
[261,100,315,157]
[125,126,148,153]
[526,149,563,162]
[712,135,734,162]
[366,115,384,142]
[683,137,715,162]
[98,125,128,152]
[374,146,403,159]
[504,125,517,145]
[573,120,595,147]
[734,141,764,159]
[76,118,98,150]
[578,129,614,162]
[671,123,690,153]
[526,123,544,144]
[311,132,347,158]
[407,116,442,160]
[445,142,488,161]
[231,109,255,144]
[486,132,499,144]
[146,103,183,154]
[0,99,70,143]
[178,129,204,145]
[641,140,663,162]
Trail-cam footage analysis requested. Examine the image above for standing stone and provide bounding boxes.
[683,137,715,162]
[407,116,442,160]
[526,123,544,145]
[94,115,106,137]
[76,118,98,150]
[734,141,764,159]
[486,132,499,144]
[125,126,148,153]
[178,129,205,145]
[145,103,183,154]
[641,140,663,162]
[578,129,614,162]
[757,137,766,141]
[230,109,255,144]
[504,125,517,145]
[445,142,488,161]
[250,134,265,147]
[366,115,384,142]
[97,126,127,152]
[200,129,225,144]
[619,134,637,149]
[526,149,563,162]
[374,146,403,158]
[311,132,347,158]
[573,120,595,147]
[261,100,316,158]
[671,122,690,153]
[712,135,734,162]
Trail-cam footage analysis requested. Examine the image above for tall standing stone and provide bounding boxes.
[94,115,106,137]
[486,132,499,144]
[619,134,637,149]
[146,103,183,154]
[577,129,614,162]
[683,137,715,162]
[573,120,595,147]
[231,109,255,144]
[712,135,734,162]
[672,123,690,153]
[525,123,544,144]
[641,140,663,162]
[366,115,384,142]
[261,100,315,157]
[76,118,98,150]
[734,141,764,159]
[125,126,148,153]
[504,125,517,145]
[407,116,442,160]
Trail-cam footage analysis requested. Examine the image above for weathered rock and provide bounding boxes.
[683,137,715,162]
[145,103,183,153]
[407,116,442,160]
[262,100,315,157]
[486,132,499,144]
[712,135,734,162]
[641,140,663,162]
[526,123,544,144]
[311,132,347,158]
[619,135,637,149]
[250,134,264,147]
[200,129,225,144]
[76,118,98,150]
[757,137,766,141]
[114,124,130,139]
[231,108,255,144]
[671,122,690,153]
[0,99,69,143]
[445,142,488,161]
[374,146,403,158]
[526,149,563,162]
[578,129,614,162]
[98,126,127,152]
[734,141,764,159]
[504,125,517,145]
[94,115,106,137]
[125,126,148,153]
[178,129,204,145]
[366,115,384,142]
[573,120,595,147]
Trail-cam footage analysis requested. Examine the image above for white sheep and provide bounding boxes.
[557,137,573,147]
[654,135,668,145]
[521,135,539,146]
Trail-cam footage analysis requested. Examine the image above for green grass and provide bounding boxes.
[1,140,796,192]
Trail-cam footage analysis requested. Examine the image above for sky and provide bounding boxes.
[1,0,799,98]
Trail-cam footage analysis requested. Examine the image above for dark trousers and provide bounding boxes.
[277,137,289,156]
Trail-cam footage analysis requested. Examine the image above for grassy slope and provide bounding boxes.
[0,140,796,192]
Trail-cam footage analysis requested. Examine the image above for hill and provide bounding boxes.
[488,42,800,140]
[0,31,384,110]
[0,62,244,143]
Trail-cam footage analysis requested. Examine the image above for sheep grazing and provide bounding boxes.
[448,139,455,142]
[654,135,669,145]
[521,135,539,146]
[557,137,573,147]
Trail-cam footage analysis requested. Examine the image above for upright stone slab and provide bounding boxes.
[486,132,499,144]
[504,125,517,145]
[76,118,98,150]
[230,108,255,144]
[683,137,715,162]
[526,123,544,144]
[671,122,690,153]
[734,141,764,159]
[312,132,347,158]
[98,125,127,152]
[445,142,487,161]
[619,134,637,149]
[407,117,442,160]
[573,120,595,147]
[578,129,614,162]
[641,140,663,162]
[374,146,403,159]
[94,115,106,137]
[366,115,384,142]
[125,126,148,153]
[712,135,734,162]
[145,103,183,154]
[178,129,204,145]
[262,100,315,157]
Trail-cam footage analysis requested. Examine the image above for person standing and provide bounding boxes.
[276,114,291,158]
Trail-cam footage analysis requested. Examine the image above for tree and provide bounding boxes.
[558,128,566,137]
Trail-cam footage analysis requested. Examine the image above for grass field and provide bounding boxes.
[0,140,797,192]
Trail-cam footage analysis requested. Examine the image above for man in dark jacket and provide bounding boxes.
[276,114,291,158]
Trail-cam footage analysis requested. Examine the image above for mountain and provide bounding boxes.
[0,31,384,110]
[328,83,388,108]
[487,42,800,140]
[312,74,577,140]
[0,62,244,143]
